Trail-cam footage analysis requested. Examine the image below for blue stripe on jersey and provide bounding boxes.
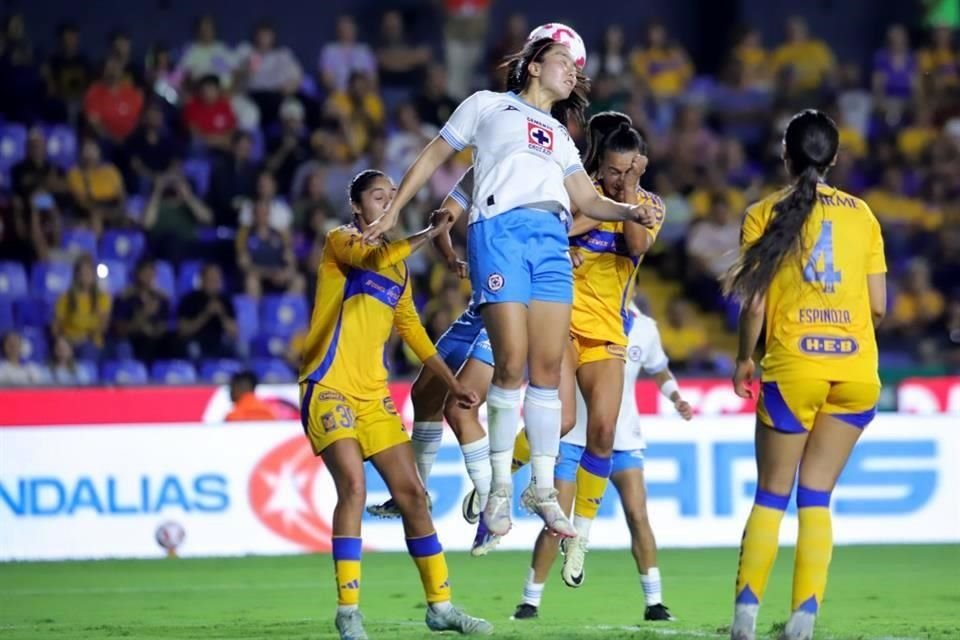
[450,188,470,209]
[571,229,629,255]
[564,163,585,177]
[344,268,405,309]
[439,125,467,151]
[306,305,344,382]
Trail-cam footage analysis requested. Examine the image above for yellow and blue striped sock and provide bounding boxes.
[735,488,789,606]
[332,536,362,607]
[792,486,833,615]
[406,532,451,604]
[511,429,531,473]
[573,450,612,538]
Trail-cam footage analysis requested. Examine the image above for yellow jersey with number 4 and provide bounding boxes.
[741,183,886,384]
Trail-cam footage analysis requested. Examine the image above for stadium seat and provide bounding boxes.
[101,360,149,385]
[252,358,296,383]
[232,295,259,344]
[61,228,98,259]
[0,123,26,171]
[260,294,308,338]
[183,158,211,196]
[0,261,28,300]
[199,358,244,384]
[31,261,73,302]
[18,326,48,363]
[126,194,146,222]
[45,124,77,170]
[151,359,198,384]
[99,229,145,267]
[176,260,205,297]
[98,260,129,295]
[13,296,54,327]
[0,298,12,331]
[251,332,288,358]
[249,128,265,162]
[74,360,99,385]
[153,260,176,301]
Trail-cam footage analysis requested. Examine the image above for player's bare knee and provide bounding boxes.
[392,481,430,517]
[587,422,616,455]
[493,359,525,388]
[337,474,366,507]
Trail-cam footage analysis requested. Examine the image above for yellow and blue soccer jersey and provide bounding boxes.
[569,184,666,346]
[299,224,437,398]
[742,183,886,385]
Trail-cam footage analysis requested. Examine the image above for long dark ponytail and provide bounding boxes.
[583,111,646,175]
[723,109,838,303]
[502,37,591,128]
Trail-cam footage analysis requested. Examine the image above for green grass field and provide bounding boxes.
[2,545,958,639]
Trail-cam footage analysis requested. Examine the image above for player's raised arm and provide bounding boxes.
[432,167,471,277]
[564,168,658,226]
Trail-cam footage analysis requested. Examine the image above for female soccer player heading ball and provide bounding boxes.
[363,27,660,539]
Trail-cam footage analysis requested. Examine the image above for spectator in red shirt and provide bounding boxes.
[83,55,144,143]
[183,74,237,151]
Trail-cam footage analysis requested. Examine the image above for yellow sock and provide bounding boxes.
[332,536,362,606]
[735,489,789,605]
[792,486,833,614]
[574,449,611,521]
[406,532,451,603]
[511,429,531,472]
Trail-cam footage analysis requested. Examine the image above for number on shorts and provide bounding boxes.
[336,404,354,428]
[803,221,842,293]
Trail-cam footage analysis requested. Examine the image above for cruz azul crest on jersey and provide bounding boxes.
[527,119,554,154]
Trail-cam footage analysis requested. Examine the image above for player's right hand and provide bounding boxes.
[429,208,455,230]
[629,204,658,228]
[452,384,480,409]
[732,358,756,399]
[362,212,396,244]
[448,257,469,279]
[569,246,584,268]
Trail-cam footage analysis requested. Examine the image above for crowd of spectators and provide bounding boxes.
[0,7,958,386]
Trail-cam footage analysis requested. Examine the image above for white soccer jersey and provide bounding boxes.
[564,305,670,452]
[439,90,585,225]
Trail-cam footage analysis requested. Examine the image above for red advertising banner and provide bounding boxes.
[897,377,960,414]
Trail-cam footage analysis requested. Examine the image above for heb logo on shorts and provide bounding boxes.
[526,119,554,153]
[798,334,859,356]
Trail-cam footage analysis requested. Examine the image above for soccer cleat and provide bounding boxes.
[520,484,577,538]
[426,604,494,635]
[462,488,481,524]
[511,603,539,620]
[482,484,513,536]
[644,603,676,621]
[366,494,432,519]
[780,610,816,640]
[335,609,369,640]
[560,535,587,588]
[470,517,502,557]
[730,603,759,640]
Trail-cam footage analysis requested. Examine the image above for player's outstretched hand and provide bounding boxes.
[732,358,756,399]
[628,204,658,229]
[448,257,469,279]
[362,212,397,244]
[569,246,584,268]
[429,208,456,231]
[451,383,480,409]
[674,397,694,420]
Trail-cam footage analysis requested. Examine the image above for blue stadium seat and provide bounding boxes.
[31,261,73,302]
[102,360,149,385]
[0,124,26,171]
[199,358,244,384]
[232,295,259,344]
[183,158,211,197]
[14,296,54,327]
[99,229,145,267]
[251,332,288,358]
[45,125,77,170]
[0,298,12,331]
[177,260,204,297]
[98,260,129,295]
[260,294,308,338]
[252,358,296,383]
[126,194,147,223]
[151,359,198,384]
[154,260,176,301]
[0,261,28,300]
[249,128,265,162]
[61,228,98,259]
[18,326,48,363]
[74,360,99,385]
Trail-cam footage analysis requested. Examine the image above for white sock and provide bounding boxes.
[411,421,444,485]
[487,385,522,487]
[429,600,453,614]
[522,567,545,607]
[573,515,593,539]
[523,385,561,495]
[461,436,492,510]
[337,604,358,615]
[641,567,662,606]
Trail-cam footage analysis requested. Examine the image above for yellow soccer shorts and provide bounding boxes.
[757,379,881,433]
[299,382,409,459]
[570,332,626,368]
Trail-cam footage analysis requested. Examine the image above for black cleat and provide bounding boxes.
[644,603,676,621]
[511,603,539,620]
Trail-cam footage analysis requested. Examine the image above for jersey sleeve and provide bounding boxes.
[439,92,483,151]
[557,126,585,177]
[641,323,670,375]
[740,203,766,248]
[393,280,438,363]
[638,189,667,241]
[326,227,412,271]
[447,166,474,211]
[865,206,887,275]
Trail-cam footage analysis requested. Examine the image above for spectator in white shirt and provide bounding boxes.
[235,21,303,95]
[239,170,294,233]
[386,102,438,171]
[685,193,741,310]
[320,14,378,92]
[177,15,236,90]
[0,332,48,387]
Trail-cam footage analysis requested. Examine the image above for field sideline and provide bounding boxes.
[1,545,958,639]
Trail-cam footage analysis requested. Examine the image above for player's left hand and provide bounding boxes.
[448,257,469,279]
[451,383,480,409]
[569,246,584,268]
[623,153,644,191]
[732,358,756,399]
[674,398,693,420]
[628,204,658,229]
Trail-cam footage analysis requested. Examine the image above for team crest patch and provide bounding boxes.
[383,396,398,415]
[527,120,554,153]
[321,412,337,432]
[606,344,627,358]
[487,273,505,292]
[628,346,642,362]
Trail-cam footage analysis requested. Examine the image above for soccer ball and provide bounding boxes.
[527,23,587,69]
[155,521,185,556]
